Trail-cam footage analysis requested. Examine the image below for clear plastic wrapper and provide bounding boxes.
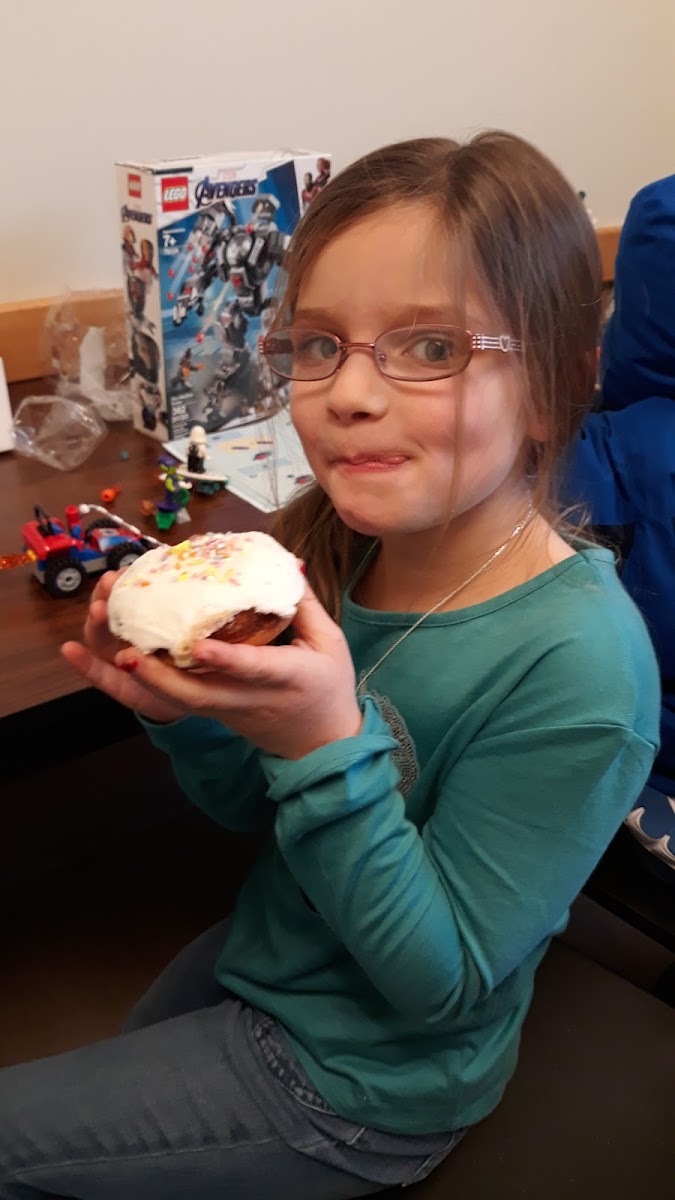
[41,291,132,421]
[12,393,107,471]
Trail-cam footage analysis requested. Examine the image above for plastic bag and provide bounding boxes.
[41,291,132,421]
[12,393,107,471]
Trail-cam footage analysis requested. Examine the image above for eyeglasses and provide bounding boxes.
[258,325,522,383]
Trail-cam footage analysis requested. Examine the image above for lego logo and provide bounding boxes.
[128,173,142,198]
[161,176,189,212]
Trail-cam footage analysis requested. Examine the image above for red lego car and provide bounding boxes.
[23,503,160,598]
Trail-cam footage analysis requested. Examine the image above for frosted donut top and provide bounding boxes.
[107,531,304,657]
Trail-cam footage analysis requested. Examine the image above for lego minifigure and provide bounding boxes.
[186,425,207,474]
[156,459,193,531]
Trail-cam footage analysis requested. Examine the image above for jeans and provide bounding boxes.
[0,919,463,1198]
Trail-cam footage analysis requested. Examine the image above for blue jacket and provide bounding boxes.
[562,175,675,795]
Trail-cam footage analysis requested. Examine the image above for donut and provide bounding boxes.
[107,531,305,668]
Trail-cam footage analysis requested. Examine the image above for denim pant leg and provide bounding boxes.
[122,917,234,1031]
[120,920,463,1187]
[1,919,462,1197]
[0,999,384,1200]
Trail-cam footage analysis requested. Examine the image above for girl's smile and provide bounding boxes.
[331,452,410,471]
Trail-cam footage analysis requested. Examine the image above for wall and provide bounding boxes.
[2,0,674,302]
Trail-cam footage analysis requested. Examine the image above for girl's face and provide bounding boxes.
[290,203,530,540]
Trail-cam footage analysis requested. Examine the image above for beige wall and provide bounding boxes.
[2,0,674,302]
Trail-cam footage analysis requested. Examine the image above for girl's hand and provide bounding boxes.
[61,572,187,725]
[81,572,129,662]
[114,583,363,759]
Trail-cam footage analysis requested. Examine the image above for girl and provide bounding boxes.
[1,134,659,1199]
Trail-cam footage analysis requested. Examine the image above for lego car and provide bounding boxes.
[23,503,160,598]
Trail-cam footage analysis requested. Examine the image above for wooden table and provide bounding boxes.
[1,385,266,720]
[2,385,270,890]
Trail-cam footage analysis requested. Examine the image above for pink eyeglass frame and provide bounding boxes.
[258,327,523,382]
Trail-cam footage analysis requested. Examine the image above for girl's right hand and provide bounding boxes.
[61,572,187,725]
[82,572,129,663]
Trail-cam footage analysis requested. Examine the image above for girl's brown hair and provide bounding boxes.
[270,132,602,617]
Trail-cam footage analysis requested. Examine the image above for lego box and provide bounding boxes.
[115,150,331,441]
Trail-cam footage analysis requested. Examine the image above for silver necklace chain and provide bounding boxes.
[355,502,535,695]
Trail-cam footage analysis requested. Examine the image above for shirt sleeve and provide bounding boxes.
[561,397,673,526]
[140,714,273,832]
[260,693,656,1022]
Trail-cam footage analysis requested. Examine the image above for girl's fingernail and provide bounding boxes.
[299,560,307,575]
[120,659,139,673]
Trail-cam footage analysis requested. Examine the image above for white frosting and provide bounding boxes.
[108,531,304,662]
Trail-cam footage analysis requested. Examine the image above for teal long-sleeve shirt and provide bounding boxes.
[143,547,659,1134]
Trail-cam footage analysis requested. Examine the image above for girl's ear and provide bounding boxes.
[525,410,548,443]
[523,388,548,443]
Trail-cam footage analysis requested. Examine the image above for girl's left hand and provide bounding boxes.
[115,583,363,760]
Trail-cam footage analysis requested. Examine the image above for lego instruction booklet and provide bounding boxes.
[164,405,313,515]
